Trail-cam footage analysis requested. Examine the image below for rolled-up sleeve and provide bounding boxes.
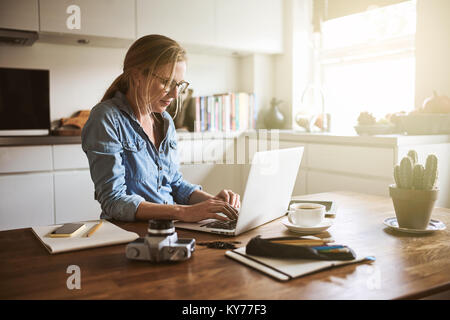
[171,169,202,205]
[81,106,144,221]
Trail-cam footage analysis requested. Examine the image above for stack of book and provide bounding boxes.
[194,92,257,132]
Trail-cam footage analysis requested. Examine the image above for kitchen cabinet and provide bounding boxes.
[215,0,283,53]
[307,144,394,179]
[52,144,100,223]
[178,136,232,164]
[0,144,97,230]
[307,170,391,197]
[54,170,100,224]
[0,146,52,174]
[279,141,307,197]
[0,0,39,31]
[136,0,215,47]
[276,132,450,208]
[39,0,135,39]
[180,163,242,197]
[53,144,88,170]
[0,173,54,231]
[136,0,283,54]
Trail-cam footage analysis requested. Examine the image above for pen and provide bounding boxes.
[271,238,334,246]
[87,220,103,237]
[271,240,327,246]
[312,245,346,250]
[318,248,350,253]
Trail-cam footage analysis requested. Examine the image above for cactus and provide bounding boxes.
[413,164,424,190]
[407,150,418,165]
[393,151,438,190]
[394,165,401,188]
[423,154,438,190]
[398,156,413,189]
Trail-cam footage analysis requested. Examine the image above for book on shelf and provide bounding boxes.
[192,92,256,132]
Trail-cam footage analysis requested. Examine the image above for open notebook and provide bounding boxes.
[31,220,139,254]
[226,246,375,281]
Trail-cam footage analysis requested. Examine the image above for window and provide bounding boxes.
[318,0,416,133]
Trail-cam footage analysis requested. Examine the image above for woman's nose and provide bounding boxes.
[167,85,179,98]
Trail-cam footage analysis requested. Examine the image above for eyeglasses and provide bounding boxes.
[152,73,189,95]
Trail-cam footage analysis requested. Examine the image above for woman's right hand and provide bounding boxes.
[180,198,239,222]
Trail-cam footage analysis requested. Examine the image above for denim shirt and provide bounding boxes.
[81,91,202,222]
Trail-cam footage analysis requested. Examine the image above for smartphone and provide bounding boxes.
[49,223,86,238]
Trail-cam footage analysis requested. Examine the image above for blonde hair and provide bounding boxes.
[102,34,186,121]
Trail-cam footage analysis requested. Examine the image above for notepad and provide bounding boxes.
[31,220,139,254]
[225,246,375,281]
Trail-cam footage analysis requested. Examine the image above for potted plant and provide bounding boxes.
[389,150,439,230]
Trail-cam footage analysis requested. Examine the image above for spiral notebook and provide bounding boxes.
[31,220,139,254]
[225,246,375,281]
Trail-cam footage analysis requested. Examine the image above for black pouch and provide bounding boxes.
[245,236,356,261]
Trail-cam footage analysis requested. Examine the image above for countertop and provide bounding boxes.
[1,130,450,147]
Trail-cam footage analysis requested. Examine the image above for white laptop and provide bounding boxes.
[174,147,304,236]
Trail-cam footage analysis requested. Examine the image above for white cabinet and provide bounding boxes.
[178,137,231,164]
[307,144,394,179]
[0,146,52,173]
[307,170,392,197]
[0,0,39,31]
[53,144,89,170]
[0,173,54,231]
[180,163,242,197]
[215,0,283,53]
[52,144,100,223]
[136,0,215,47]
[39,0,135,39]
[136,0,283,53]
[279,141,307,196]
[54,170,101,224]
[0,144,100,230]
[304,142,395,199]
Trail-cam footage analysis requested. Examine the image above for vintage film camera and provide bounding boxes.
[126,220,195,262]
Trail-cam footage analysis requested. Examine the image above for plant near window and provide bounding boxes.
[390,150,439,230]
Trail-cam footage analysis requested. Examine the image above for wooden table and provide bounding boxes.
[1,191,449,300]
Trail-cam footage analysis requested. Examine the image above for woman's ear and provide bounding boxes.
[129,69,142,86]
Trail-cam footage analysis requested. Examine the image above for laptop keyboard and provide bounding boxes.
[201,220,237,230]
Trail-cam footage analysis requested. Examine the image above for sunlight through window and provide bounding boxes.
[319,0,417,133]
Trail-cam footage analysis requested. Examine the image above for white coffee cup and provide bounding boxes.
[287,203,326,227]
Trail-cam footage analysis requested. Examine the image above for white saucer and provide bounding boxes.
[281,217,333,235]
[383,217,447,234]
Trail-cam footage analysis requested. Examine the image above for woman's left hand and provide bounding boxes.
[213,189,241,209]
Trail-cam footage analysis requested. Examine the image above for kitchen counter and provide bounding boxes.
[275,130,450,147]
[1,130,450,147]
[0,135,81,147]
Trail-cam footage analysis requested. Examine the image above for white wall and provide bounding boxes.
[184,52,240,97]
[415,0,450,107]
[275,0,314,129]
[0,41,242,121]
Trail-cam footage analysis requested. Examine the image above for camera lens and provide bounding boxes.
[147,220,175,236]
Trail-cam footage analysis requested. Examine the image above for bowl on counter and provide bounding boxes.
[354,124,396,136]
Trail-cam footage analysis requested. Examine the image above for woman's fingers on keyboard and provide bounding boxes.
[211,200,238,220]
[211,212,229,221]
[222,203,238,220]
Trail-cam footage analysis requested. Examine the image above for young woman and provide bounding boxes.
[82,34,240,222]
